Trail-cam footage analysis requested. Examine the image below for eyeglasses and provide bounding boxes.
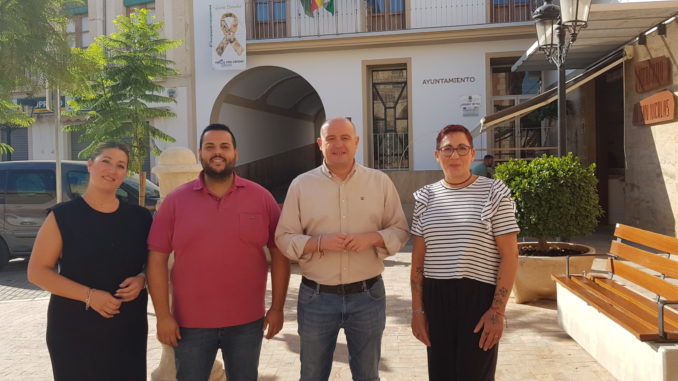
[438,145,471,157]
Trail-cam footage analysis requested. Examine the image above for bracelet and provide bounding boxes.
[137,272,147,288]
[317,234,325,257]
[412,309,425,315]
[85,288,94,310]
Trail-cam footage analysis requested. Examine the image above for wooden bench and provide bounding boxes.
[552,223,678,381]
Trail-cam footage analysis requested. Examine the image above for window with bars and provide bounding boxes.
[366,0,406,32]
[250,0,287,39]
[369,67,409,170]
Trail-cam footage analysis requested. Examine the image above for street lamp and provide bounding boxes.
[533,0,591,156]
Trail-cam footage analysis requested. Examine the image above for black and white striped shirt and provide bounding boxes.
[411,176,519,285]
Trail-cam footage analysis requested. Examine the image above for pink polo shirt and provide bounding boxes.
[148,173,280,328]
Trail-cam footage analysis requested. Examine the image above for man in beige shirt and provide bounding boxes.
[276,117,409,381]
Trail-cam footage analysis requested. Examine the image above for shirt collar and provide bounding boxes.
[193,171,246,192]
[321,160,359,181]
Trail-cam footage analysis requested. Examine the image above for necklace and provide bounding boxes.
[444,172,473,186]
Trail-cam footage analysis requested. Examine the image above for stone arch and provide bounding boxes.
[209,66,325,201]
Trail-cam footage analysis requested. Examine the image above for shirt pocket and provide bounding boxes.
[238,213,267,246]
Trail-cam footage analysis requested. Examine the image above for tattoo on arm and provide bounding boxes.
[411,267,424,294]
[492,286,509,309]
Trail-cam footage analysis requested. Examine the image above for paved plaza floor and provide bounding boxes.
[0,231,617,381]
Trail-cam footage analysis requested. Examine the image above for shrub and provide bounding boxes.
[494,154,603,252]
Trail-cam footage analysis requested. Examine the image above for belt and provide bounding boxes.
[302,275,381,295]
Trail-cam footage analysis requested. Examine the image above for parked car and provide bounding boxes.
[0,160,160,270]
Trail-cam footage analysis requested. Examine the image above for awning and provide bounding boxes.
[480,49,626,130]
[512,1,678,72]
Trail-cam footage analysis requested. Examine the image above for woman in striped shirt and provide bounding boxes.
[410,124,520,381]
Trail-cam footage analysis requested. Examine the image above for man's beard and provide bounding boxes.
[201,156,235,180]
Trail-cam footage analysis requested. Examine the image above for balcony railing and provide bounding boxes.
[245,0,542,41]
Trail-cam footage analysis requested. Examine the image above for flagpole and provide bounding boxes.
[334,0,339,34]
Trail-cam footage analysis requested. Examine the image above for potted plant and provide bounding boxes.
[494,153,603,303]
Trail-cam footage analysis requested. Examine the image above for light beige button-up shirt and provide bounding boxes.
[275,162,410,285]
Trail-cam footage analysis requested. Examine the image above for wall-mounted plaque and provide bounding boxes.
[636,90,675,125]
[634,57,671,93]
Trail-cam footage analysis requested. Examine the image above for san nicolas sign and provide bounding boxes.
[633,90,676,126]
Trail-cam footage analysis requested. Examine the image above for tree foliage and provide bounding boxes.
[66,9,182,204]
[0,0,73,152]
[494,154,603,252]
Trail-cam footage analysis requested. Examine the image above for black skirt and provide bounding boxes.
[423,277,498,381]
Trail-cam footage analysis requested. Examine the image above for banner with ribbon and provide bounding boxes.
[210,0,246,70]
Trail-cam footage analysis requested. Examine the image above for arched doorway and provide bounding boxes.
[210,66,325,202]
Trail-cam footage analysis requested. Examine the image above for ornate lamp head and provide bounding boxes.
[560,0,592,36]
[533,0,560,58]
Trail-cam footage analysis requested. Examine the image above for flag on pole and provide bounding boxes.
[324,0,334,14]
[300,0,334,16]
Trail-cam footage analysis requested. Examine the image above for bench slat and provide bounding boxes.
[570,276,678,333]
[615,223,678,255]
[594,278,678,331]
[611,259,678,300]
[610,241,678,279]
[553,275,661,340]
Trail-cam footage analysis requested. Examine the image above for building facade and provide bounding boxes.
[192,0,543,202]
[7,0,678,233]
[622,20,678,235]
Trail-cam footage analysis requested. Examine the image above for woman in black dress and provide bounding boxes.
[28,142,152,381]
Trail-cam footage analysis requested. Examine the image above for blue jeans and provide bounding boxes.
[297,278,386,381]
[174,318,263,381]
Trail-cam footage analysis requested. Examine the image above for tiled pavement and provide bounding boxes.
[1,231,617,381]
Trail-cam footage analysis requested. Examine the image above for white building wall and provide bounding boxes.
[153,86,192,152]
[217,104,315,164]
[194,2,533,171]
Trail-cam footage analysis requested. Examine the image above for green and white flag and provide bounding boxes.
[300,0,335,17]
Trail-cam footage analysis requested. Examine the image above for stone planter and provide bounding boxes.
[513,242,595,304]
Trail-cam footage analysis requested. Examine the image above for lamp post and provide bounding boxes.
[533,0,591,156]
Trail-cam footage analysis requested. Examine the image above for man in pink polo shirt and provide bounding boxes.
[146,124,290,381]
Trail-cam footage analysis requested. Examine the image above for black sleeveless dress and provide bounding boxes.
[46,197,152,381]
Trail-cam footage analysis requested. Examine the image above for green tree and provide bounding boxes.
[66,9,182,206]
[0,0,73,154]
